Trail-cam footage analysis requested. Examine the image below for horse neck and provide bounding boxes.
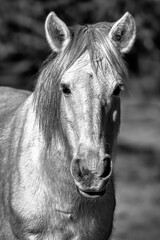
[10,93,44,173]
[13,93,76,200]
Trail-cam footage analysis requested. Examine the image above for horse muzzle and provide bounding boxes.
[70,154,112,199]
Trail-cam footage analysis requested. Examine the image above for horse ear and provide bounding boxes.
[108,12,136,54]
[45,12,71,53]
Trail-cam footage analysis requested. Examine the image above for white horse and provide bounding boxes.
[0,11,136,240]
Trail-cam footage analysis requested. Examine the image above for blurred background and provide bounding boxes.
[0,0,160,239]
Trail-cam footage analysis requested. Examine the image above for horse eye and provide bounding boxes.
[112,85,123,96]
[61,84,71,95]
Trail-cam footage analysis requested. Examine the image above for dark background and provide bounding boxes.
[0,0,160,239]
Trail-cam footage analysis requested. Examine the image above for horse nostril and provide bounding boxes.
[100,155,112,178]
[71,158,82,181]
[71,158,93,183]
[71,158,96,188]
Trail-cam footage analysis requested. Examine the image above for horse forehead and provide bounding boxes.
[64,52,116,86]
[67,52,92,74]
[63,52,116,94]
[63,52,102,86]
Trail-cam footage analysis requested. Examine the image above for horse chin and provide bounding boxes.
[77,188,106,199]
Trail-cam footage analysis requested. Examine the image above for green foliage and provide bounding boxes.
[0,0,160,94]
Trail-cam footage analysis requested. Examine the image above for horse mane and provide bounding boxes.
[33,23,127,145]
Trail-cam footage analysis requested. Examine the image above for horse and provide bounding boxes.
[0,11,136,240]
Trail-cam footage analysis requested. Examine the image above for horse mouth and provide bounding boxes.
[78,188,106,199]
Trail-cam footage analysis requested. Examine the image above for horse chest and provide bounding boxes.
[11,195,110,240]
[26,214,106,240]
[10,172,114,240]
[11,209,100,240]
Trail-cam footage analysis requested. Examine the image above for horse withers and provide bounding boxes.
[0,11,136,240]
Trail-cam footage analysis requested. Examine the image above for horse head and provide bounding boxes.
[38,12,136,199]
